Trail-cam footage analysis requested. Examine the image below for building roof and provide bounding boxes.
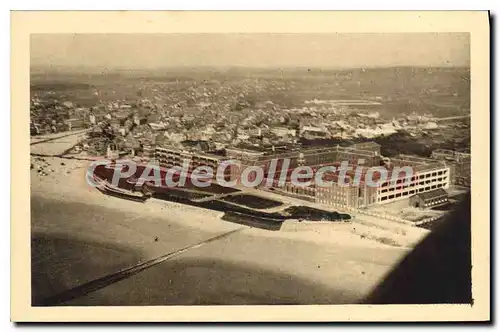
[413,188,448,201]
[352,141,381,149]
[227,144,267,153]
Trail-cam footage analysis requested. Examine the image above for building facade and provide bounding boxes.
[262,144,451,209]
[376,163,451,204]
[148,141,456,210]
[409,188,449,209]
[154,145,230,180]
[431,149,471,187]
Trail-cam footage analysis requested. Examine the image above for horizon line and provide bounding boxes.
[30,64,471,72]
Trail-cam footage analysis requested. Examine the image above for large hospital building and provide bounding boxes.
[151,141,460,209]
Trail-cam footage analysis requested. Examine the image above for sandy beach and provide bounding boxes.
[30,153,415,305]
[31,155,425,249]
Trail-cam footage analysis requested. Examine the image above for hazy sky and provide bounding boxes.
[31,33,470,69]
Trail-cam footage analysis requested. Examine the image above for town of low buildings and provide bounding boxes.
[30,88,470,215]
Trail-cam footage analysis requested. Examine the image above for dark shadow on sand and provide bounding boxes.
[31,233,144,306]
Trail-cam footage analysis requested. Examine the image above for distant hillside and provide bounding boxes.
[31,66,470,118]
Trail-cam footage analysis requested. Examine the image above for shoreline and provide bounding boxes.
[30,156,412,250]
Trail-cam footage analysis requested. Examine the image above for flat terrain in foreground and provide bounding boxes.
[31,191,408,305]
[30,135,416,305]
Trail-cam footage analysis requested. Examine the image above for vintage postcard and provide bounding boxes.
[11,11,490,322]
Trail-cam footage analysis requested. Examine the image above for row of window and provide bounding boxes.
[319,192,348,197]
[379,177,448,193]
[378,183,446,202]
[380,170,449,187]
[317,194,347,201]
[285,186,316,195]
[424,198,448,206]
[316,199,350,207]
[156,154,219,163]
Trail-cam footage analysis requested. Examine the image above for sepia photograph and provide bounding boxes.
[11,11,490,322]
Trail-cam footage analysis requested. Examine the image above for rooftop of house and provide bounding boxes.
[351,141,381,150]
[412,188,448,201]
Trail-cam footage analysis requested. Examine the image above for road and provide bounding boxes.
[30,130,89,156]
